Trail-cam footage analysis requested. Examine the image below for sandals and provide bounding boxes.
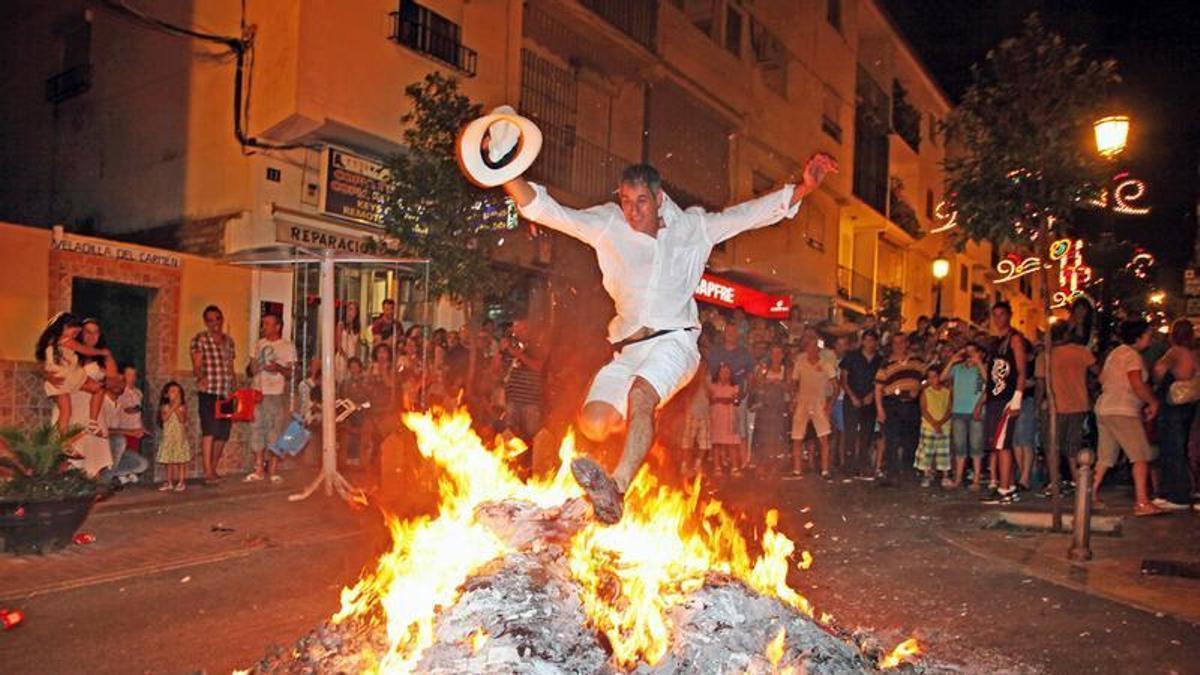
[1134,502,1166,517]
[570,457,624,524]
[174,482,186,492]
[158,482,174,492]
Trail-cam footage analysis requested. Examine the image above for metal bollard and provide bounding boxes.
[1068,448,1094,561]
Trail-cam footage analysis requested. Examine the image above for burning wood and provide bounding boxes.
[246,410,932,673]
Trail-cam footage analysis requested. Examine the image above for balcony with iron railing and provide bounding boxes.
[581,0,658,51]
[837,265,874,309]
[389,8,477,76]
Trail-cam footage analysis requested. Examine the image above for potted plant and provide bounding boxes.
[0,424,103,554]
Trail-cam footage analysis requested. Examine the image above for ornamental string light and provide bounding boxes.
[1047,238,1093,309]
[994,253,1042,284]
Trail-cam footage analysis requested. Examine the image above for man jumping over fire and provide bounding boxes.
[498,151,836,524]
[454,101,835,523]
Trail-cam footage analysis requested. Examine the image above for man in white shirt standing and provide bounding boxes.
[502,154,837,522]
[246,313,296,483]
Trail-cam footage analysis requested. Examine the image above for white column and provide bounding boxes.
[319,253,337,494]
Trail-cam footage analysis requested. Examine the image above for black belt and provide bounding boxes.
[612,327,697,353]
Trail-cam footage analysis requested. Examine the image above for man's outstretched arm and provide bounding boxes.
[503,176,606,246]
[503,177,536,208]
[705,152,839,244]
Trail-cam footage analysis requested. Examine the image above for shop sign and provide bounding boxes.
[51,229,181,268]
[320,147,518,231]
[1184,269,1200,298]
[694,273,791,319]
[276,223,372,253]
[321,148,390,227]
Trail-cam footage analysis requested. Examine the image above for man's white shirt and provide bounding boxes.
[518,183,801,342]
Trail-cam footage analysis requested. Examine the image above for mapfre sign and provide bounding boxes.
[694,273,791,319]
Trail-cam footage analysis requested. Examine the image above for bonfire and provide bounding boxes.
[251,410,924,674]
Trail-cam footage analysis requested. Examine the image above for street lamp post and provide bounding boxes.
[932,257,950,318]
[1070,114,1133,561]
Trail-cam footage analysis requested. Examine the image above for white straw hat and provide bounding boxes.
[457,105,543,188]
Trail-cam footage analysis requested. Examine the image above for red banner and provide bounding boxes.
[695,273,791,319]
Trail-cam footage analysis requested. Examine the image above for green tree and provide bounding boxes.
[381,72,518,394]
[943,14,1119,528]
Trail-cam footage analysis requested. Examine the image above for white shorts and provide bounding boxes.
[586,329,701,419]
[791,398,832,439]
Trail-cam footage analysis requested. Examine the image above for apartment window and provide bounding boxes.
[928,113,940,147]
[46,18,92,104]
[826,0,842,33]
[926,189,934,219]
[724,4,744,58]
[853,65,890,214]
[891,79,921,151]
[519,50,578,185]
[751,171,775,197]
[959,264,968,292]
[391,0,477,76]
[750,18,788,98]
[676,0,717,38]
[821,85,842,143]
[804,202,826,251]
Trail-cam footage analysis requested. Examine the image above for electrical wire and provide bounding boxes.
[99,0,320,152]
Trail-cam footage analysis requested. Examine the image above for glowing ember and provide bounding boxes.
[764,627,797,674]
[327,409,917,672]
[879,638,922,669]
[467,628,488,653]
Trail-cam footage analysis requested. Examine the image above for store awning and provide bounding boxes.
[694,272,791,319]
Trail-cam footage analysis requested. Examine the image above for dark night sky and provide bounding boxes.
[882,0,1200,270]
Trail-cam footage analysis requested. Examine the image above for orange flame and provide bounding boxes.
[879,637,922,669]
[760,626,797,675]
[467,628,488,653]
[334,409,818,672]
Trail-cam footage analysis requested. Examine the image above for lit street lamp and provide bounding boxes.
[1094,115,1130,158]
[1072,114,1133,562]
[932,257,950,318]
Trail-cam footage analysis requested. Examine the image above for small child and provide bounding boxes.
[117,365,146,454]
[709,363,741,476]
[35,312,111,436]
[916,365,952,487]
[157,382,194,492]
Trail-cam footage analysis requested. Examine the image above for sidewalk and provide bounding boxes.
[0,467,385,603]
[933,487,1200,625]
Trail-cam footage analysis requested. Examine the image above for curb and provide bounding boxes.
[932,527,1200,627]
[0,527,369,602]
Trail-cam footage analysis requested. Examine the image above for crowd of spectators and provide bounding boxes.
[32,295,1200,517]
[669,300,1200,516]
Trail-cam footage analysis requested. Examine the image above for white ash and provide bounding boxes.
[251,499,941,674]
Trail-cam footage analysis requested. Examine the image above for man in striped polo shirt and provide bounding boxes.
[874,332,926,481]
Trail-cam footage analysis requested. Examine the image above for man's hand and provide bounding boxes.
[1145,400,1160,422]
[796,153,839,199]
